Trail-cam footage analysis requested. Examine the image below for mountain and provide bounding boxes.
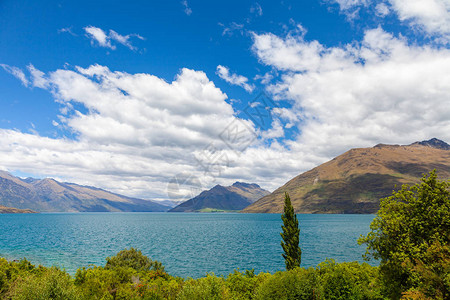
[169,182,270,212]
[243,139,450,214]
[0,205,37,213]
[0,171,170,212]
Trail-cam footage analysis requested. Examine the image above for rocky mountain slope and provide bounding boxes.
[242,138,450,214]
[0,171,170,212]
[169,182,270,212]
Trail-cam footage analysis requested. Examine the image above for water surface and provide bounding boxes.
[0,213,376,277]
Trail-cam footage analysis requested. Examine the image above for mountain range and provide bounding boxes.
[243,138,450,214]
[0,171,170,212]
[169,182,270,212]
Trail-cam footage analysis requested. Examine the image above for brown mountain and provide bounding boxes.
[0,205,37,214]
[242,138,450,214]
[0,171,170,212]
[169,182,270,212]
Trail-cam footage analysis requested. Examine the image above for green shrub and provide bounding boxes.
[177,274,229,300]
[0,258,42,298]
[75,266,122,299]
[105,248,165,272]
[317,259,383,300]
[8,267,81,300]
[254,267,318,300]
[225,269,268,299]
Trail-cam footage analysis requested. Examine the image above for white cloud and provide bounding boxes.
[84,26,144,50]
[332,0,367,11]
[330,0,450,41]
[219,22,244,36]
[250,2,263,16]
[216,65,255,92]
[0,64,29,87]
[389,0,450,39]
[253,26,450,159]
[2,23,449,204]
[251,31,355,72]
[58,27,77,36]
[1,65,294,201]
[84,26,112,49]
[375,3,390,17]
[181,0,192,16]
[27,64,48,88]
[254,72,274,84]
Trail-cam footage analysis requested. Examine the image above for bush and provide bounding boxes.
[255,267,318,300]
[105,248,165,272]
[226,269,269,300]
[177,274,229,300]
[8,267,81,300]
[0,258,41,298]
[317,259,383,300]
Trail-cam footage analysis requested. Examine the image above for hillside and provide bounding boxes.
[242,138,450,214]
[0,205,37,213]
[169,182,270,212]
[0,171,170,212]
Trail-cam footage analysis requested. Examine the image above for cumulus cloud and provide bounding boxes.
[1,65,298,201]
[253,26,450,158]
[216,65,255,92]
[330,0,450,41]
[84,26,144,50]
[251,31,354,72]
[389,0,450,39]
[2,22,449,203]
[375,3,390,17]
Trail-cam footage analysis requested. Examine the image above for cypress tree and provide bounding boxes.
[280,192,301,270]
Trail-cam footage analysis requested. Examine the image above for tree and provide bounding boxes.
[358,170,450,299]
[280,192,301,270]
[105,248,164,272]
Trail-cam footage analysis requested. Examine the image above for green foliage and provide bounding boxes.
[358,170,450,299]
[74,250,171,300]
[225,269,269,300]
[105,247,165,272]
[0,258,40,298]
[281,192,301,270]
[317,259,384,300]
[177,274,228,300]
[254,267,317,300]
[8,267,81,300]
[0,251,386,300]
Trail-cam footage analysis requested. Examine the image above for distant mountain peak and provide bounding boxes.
[0,172,170,212]
[169,181,270,212]
[412,138,450,150]
[232,182,260,188]
[244,141,450,214]
[373,138,450,150]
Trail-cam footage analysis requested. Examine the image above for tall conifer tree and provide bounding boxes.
[280,192,301,270]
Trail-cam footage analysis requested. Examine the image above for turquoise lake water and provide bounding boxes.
[0,213,376,278]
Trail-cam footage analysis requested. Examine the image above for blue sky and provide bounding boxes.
[1,0,449,202]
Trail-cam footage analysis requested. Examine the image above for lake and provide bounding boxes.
[0,213,376,278]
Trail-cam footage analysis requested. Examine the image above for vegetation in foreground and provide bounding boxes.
[0,251,382,300]
[0,171,448,299]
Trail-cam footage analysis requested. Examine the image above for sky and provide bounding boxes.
[0,0,449,203]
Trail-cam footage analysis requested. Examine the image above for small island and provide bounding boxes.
[0,205,37,214]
